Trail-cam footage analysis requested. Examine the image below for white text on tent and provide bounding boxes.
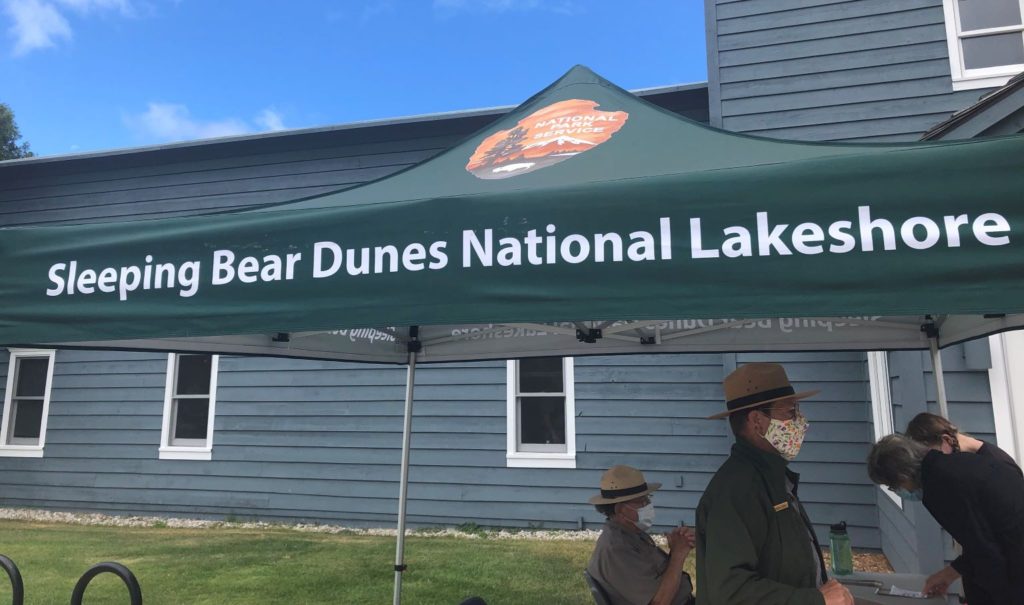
[462,218,673,267]
[689,206,1010,258]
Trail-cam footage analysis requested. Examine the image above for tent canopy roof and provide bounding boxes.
[2,66,1023,363]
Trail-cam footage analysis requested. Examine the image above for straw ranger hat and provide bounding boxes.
[708,362,819,420]
[589,465,661,505]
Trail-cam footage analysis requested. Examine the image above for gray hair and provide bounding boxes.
[867,434,930,489]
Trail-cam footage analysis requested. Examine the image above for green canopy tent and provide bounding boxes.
[2,66,1024,603]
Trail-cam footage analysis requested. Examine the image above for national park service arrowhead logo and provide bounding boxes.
[466,99,629,180]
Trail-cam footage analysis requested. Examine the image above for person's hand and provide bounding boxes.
[923,565,960,597]
[819,579,854,605]
[674,526,696,549]
[665,526,695,557]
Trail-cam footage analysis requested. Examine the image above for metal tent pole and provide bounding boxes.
[393,328,420,605]
[926,326,950,419]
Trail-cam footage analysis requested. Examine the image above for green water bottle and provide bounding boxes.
[829,521,853,576]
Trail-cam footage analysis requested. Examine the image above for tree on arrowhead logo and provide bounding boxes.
[466,99,629,180]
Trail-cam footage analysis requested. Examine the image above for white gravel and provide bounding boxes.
[0,507,610,542]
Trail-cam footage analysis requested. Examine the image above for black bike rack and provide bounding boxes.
[0,555,23,605]
[70,562,142,605]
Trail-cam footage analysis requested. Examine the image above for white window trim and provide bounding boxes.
[988,333,1024,465]
[867,351,903,508]
[159,353,218,461]
[0,348,55,458]
[506,358,576,469]
[942,0,1024,90]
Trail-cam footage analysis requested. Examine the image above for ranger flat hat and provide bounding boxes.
[589,465,662,505]
[708,362,819,420]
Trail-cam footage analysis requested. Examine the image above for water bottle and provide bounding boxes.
[829,521,853,576]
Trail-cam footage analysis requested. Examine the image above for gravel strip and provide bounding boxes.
[0,507,603,541]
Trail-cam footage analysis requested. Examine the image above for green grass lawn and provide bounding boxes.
[0,519,694,604]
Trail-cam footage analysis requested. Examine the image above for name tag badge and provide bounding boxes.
[773,502,789,513]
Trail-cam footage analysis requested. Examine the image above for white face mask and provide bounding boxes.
[763,413,809,461]
[633,503,655,531]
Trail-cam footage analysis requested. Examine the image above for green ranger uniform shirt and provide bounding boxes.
[695,439,828,605]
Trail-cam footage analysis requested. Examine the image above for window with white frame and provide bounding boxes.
[867,351,903,508]
[506,357,576,468]
[160,353,218,460]
[0,349,55,457]
[943,0,1024,90]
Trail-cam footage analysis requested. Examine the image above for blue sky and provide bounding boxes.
[1,0,707,157]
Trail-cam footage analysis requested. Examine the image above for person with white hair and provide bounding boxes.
[867,433,1024,604]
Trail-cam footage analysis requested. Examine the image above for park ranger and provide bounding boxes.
[696,363,853,605]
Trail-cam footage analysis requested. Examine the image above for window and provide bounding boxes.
[160,353,218,460]
[506,357,576,468]
[943,0,1024,90]
[867,351,902,508]
[0,349,55,457]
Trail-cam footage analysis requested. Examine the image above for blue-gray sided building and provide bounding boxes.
[2,0,1024,576]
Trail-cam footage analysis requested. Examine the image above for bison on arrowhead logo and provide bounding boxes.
[466,99,629,180]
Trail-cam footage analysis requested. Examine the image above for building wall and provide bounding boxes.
[0,348,880,546]
[706,0,993,141]
[0,115,495,227]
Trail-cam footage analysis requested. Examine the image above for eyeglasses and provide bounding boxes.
[759,403,801,421]
[626,494,653,508]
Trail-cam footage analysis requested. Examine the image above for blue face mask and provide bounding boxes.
[895,488,923,502]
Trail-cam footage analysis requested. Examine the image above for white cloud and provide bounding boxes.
[124,103,288,144]
[255,108,285,132]
[2,0,132,56]
[359,0,394,24]
[4,0,72,56]
[125,103,250,142]
[433,0,579,14]
[54,0,131,15]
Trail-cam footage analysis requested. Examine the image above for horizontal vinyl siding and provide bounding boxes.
[889,348,996,442]
[711,0,997,141]
[878,493,917,572]
[0,350,880,546]
[573,354,728,531]
[0,131,472,227]
[0,90,707,228]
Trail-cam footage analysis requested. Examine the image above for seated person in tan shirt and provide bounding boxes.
[587,465,695,605]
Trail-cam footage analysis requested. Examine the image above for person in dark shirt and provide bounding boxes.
[906,412,1021,474]
[904,412,1023,595]
[868,434,1024,604]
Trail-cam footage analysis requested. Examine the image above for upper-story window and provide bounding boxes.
[506,357,576,469]
[1,349,55,457]
[943,0,1024,90]
[160,353,218,460]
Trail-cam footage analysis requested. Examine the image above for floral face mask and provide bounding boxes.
[762,412,809,461]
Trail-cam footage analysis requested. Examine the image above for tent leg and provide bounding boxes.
[929,336,950,418]
[393,349,417,605]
